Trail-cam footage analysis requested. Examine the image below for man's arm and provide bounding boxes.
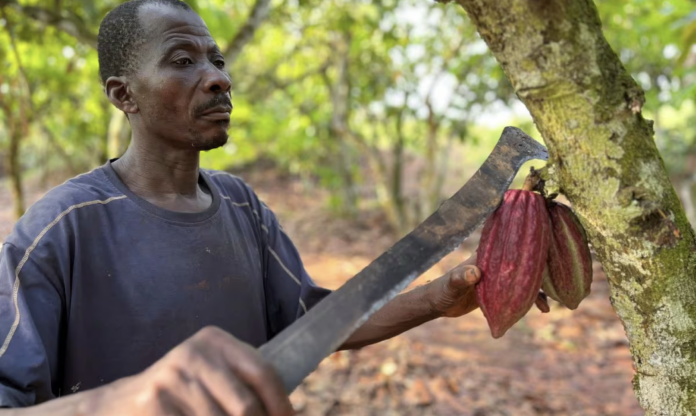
[1,327,293,416]
[1,236,294,415]
[0,242,63,407]
[247,186,486,351]
[339,258,481,350]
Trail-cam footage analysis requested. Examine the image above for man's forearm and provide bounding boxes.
[338,283,440,350]
[0,392,87,416]
[1,378,128,416]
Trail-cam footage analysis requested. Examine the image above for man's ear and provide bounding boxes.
[105,76,138,115]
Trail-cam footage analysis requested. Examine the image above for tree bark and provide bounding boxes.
[323,33,360,217]
[0,96,25,219]
[223,0,272,67]
[7,125,25,219]
[391,102,408,233]
[420,100,440,222]
[444,0,696,413]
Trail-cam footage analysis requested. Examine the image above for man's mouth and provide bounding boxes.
[199,105,232,121]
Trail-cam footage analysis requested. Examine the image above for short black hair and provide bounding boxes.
[97,0,192,84]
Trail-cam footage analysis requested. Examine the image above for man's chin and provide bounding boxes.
[193,133,229,151]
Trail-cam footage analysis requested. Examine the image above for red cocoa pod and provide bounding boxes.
[541,201,593,310]
[475,189,551,338]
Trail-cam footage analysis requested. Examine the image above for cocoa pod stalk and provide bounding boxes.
[475,177,551,338]
[535,292,550,313]
[541,201,593,310]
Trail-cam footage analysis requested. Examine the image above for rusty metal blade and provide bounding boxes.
[259,126,548,393]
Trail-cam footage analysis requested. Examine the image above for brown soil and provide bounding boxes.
[0,165,643,416]
[236,165,643,416]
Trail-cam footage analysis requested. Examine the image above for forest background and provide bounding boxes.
[1,0,695,414]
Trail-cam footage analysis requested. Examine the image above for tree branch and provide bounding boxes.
[2,6,33,127]
[2,1,97,48]
[451,0,696,412]
[242,60,329,102]
[41,124,78,174]
[223,0,272,67]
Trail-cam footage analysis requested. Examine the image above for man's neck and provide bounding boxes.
[112,136,212,213]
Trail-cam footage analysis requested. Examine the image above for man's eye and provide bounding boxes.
[174,58,193,66]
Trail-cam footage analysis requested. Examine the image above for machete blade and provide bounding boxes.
[259,127,548,393]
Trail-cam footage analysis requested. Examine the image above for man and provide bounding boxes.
[0,1,487,414]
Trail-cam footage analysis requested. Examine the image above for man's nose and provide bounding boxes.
[203,64,231,94]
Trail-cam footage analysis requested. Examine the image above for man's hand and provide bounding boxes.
[341,253,552,351]
[425,256,482,318]
[77,326,293,416]
[425,255,551,318]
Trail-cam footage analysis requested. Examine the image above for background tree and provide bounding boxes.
[227,0,514,233]
[2,0,696,413]
[441,0,696,413]
[0,0,273,218]
[3,0,695,231]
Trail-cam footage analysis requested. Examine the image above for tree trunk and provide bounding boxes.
[222,0,272,67]
[432,133,455,211]
[446,0,696,413]
[0,101,25,219]
[41,125,77,175]
[7,127,25,219]
[420,103,440,223]
[107,108,130,159]
[391,104,407,233]
[324,32,360,217]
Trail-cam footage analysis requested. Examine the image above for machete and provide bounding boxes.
[259,126,548,392]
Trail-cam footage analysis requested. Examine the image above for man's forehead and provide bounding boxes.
[138,3,213,42]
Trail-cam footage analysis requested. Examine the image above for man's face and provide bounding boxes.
[128,5,232,151]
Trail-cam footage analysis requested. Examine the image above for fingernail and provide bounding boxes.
[464,267,479,282]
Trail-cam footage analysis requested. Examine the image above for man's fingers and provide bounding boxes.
[448,264,481,290]
[188,350,267,416]
[207,368,267,416]
[204,328,293,416]
[221,345,290,416]
[461,253,478,266]
[466,266,481,282]
[155,387,193,416]
[179,378,227,416]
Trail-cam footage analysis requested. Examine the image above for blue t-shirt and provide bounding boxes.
[0,161,331,407]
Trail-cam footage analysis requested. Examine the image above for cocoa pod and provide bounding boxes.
[475,189,551,338]
[541,201,593,310]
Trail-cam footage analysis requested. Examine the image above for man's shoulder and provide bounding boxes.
[33,165,125,213]
[202,169,281,232]
[203,169,260,204]
[5,165,126,247]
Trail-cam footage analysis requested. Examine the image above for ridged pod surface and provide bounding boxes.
[541,201,593,310]
[475,190,551,338]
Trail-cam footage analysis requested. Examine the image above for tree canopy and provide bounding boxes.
[1,0,695,229]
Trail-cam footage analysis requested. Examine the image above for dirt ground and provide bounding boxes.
[0,166,644,416]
